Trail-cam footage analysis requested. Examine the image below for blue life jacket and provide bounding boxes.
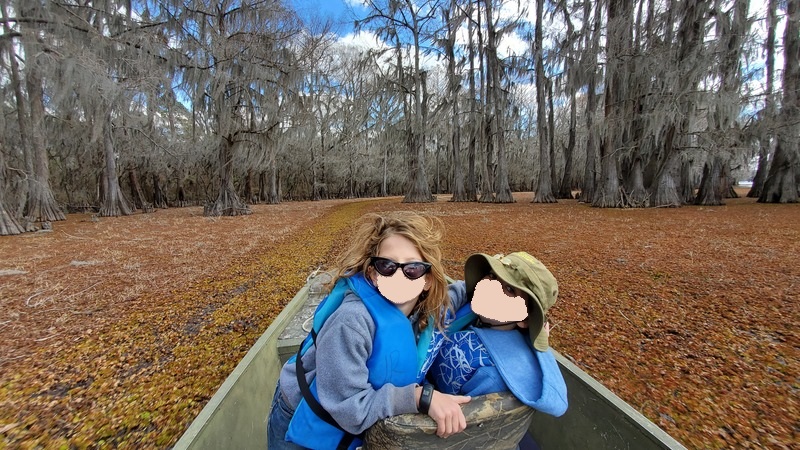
[285,272,434,449]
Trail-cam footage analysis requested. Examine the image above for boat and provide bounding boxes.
[173,271,687,449]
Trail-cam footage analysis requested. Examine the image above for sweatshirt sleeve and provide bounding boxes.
[449,280,469,312]
[314,297,419,435]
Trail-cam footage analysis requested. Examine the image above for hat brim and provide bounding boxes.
[464,253,548,351]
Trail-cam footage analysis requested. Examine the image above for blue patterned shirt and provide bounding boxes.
[431,330,495,394]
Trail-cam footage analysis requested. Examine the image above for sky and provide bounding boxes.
[290,0,365,35]
[289,0,780,111]
[289,0,543,61]
[289,0,780,56]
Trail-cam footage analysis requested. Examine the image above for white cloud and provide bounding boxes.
[499,32,528,59]
[342,0,368,8]
[336,30,388,51]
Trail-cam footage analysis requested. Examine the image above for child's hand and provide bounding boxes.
[428,391,470,438]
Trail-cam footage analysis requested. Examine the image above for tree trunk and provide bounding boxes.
[448,106,467,201]
[466,126,477,201]
[479,117,495,202]
[99,115,134,217]
[650,126,684,207]
[348,150,356,199]
[548,79,557,190]
[694,156,726,206]
[579,75,598,203]
[557,89,578,199]
[243,168,256,204]
[21,35,65,223]
[321,141,328,196]
[382,144,388,197]
[749,0,778,199]
[434,136,441,195]
[680,157,696,204]
[719,0,748,202]
[152,173,168,208]
[533,77,556,203]
[267,151,280,204]
[747,141,770,198]
[2,2,31,222]
[533,0,555,205]
[476,1,492,203]
[258,171,268,203]
[579,1,603,203]
[403,130,434,202]
[465,6,478,202]
[593,0,631,208]
[312,133,321,201]
[0,150,23,235]
[701,0,747,204]
[759,141,799,203]
[403,30,433,203]
[176,173,187,207]
[450,124,468,201]
[651,0,710,207]
[723,163,739,199]
[493,125,514,204]
[205,137,252,216]
[447,1,468,202]
[593,138,624,207]
[625,157,649,207]
[128,165,151,212]
[759,0,799,203]
[484,0,513,204]
[0,200,23,235]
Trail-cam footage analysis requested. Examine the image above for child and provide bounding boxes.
[267,212,471,450]
[430,252,568,418]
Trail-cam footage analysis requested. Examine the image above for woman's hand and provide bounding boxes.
[428,390,470,438]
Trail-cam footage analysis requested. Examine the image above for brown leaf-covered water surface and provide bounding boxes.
[0,192,797,449]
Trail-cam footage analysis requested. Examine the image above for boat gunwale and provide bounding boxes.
[174,275,687,450]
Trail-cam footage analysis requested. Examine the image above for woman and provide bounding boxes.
[267,212,471,449]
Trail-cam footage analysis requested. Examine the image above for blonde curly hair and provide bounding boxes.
[332,211,449,331]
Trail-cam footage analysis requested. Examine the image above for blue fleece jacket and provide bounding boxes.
[431,325,568,417]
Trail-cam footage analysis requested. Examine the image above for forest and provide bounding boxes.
[0,0,798,236]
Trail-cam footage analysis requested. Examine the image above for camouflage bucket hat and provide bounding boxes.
[465,252,559,351]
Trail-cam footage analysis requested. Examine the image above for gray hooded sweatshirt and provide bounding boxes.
[277,281,467,435]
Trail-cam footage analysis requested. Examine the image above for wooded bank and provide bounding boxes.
[1,0,798,236]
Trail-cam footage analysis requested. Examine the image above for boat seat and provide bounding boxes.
[364,392,535,449]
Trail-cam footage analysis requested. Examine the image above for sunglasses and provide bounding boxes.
[370,257,432,280]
